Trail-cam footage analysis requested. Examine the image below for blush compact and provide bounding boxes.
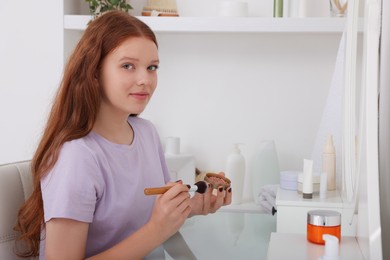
[204,173,231,190]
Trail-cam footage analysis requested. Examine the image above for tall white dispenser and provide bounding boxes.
[322,135,336,191]
[226,144,245,204]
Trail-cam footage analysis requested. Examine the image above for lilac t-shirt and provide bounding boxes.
[40,117,171,259]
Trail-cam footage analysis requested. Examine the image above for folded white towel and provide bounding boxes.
[255,184,278,214]
[259,184,278,197]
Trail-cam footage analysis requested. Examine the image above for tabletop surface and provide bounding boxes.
[164,211,277,260]
[266,232,364,260]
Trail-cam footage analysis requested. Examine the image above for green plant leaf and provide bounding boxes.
[110,0,120,6]
[87,0,133,16]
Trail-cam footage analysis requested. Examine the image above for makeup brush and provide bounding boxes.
[144,181,207,195]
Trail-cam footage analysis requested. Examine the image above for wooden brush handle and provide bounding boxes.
[144,186,171,195]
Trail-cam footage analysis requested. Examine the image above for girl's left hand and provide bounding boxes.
[188,172,232,216]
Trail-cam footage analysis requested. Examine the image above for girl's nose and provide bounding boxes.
[136,71,152,86]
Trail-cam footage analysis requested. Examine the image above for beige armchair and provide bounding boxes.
[0,161,195,259]
[0,161,37,260]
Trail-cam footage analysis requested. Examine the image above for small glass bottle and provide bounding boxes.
[307,210,341,244]
[274,0,283,17]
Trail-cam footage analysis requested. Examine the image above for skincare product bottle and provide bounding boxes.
[274,0,283,17]
[226,144,245,204]
[322,135,336,190]
[302,159,313,199]
[298,0,308,17]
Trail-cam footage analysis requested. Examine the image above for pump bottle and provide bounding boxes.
[322,135,336,191]
[226,144,245,204]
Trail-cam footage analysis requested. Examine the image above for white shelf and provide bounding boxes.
[219,201,268,214]
[276,187,343,208]
[64,15,355,33]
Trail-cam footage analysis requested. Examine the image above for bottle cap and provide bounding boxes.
[318,234,340,260]
[308,210,341,227]
[324,135,335,153]
[232,143,244,153]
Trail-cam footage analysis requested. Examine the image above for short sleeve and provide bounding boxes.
[146,119,171,183]
[41,141,103,223]
[157,138,171,183]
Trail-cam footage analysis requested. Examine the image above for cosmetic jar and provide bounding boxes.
[307,210,341,245]
[279,171,299,190]
[218,1,248,17]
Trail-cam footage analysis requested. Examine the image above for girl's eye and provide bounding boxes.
[122,63,134,70]
[148,65,159,71]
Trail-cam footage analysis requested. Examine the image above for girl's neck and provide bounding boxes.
[93,107,134,145]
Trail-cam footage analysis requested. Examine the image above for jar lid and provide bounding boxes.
[307,210,341,227]
[280,171,300,181]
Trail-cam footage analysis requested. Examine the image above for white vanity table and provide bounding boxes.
[164,205,364,259]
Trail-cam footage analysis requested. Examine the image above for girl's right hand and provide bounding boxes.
[147,183,191,240]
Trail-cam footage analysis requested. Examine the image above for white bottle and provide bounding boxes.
[226,144,245,204]
[322,135,336,191]
[319,171,328,199]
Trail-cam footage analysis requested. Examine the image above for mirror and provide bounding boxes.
[342,0,362,204]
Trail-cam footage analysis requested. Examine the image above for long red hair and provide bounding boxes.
[14,10,158,257]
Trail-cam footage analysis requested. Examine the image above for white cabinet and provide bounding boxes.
[275,187,357,236]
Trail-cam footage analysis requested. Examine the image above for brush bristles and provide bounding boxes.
[144,181,208,195]
[194,181,207,194]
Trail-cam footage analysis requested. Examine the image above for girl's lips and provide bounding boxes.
[130,92,149,100]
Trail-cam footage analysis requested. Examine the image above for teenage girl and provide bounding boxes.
[15,10,231,259]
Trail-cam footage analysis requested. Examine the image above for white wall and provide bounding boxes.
[0,1,63,164]
[143,32,340,175]
[61,29,341,199]
[1,0,341,183]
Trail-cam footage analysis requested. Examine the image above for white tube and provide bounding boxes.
[302,159,313,199]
